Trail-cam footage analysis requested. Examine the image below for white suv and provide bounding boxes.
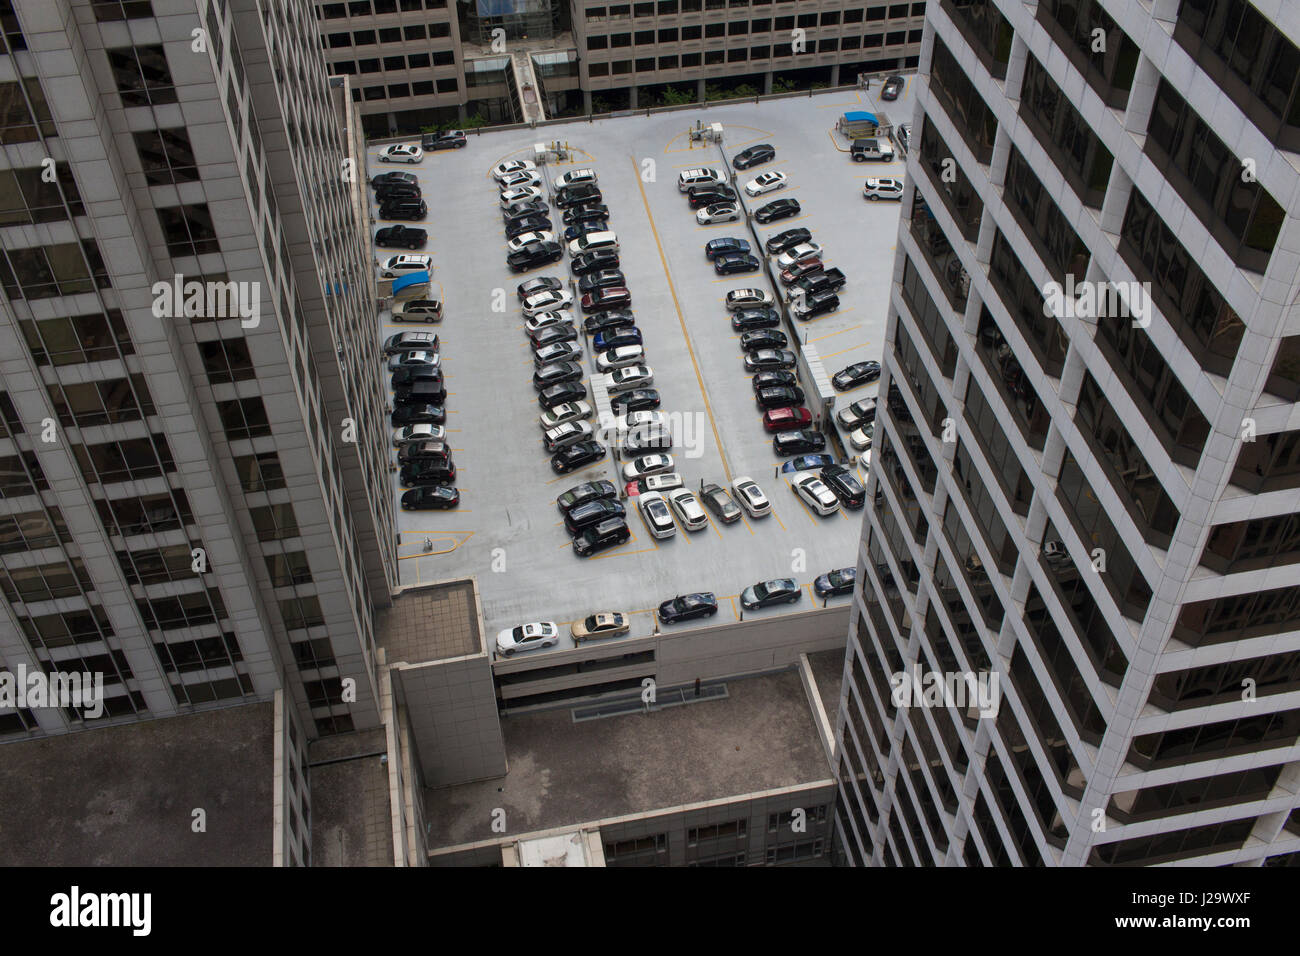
[379,254,433,278]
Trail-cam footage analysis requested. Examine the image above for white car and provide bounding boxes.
[521,289,573,316]
[556,168,598,189]
[540,400,593,430]
[524,309,576,334]
[500,169,543,190]
[534,341,583,366]
[568,231,618,257]
[639,472,684,494]
[379,254,433,278]
[731,475,771,517]
[596,344,646,372]
[638,491,677,539]
[606,365,654,393]
[667,488,708,531]
[392,423,446,447]
[544,420,595,451]
[496,621,559,657]
[725,288,775,311]
[622,453,675,482]
[744,171,788,196]
[849,425,873,451]
[616,411,665,435]
[391,299,443,323]
[493,159,536,182]
[500,186,543,207]
[776,243,825,269]
[378,144,423,164]
[791,471,841,516]
[696,203,741,225]
[863,177,905,201]
[508,231,555,254]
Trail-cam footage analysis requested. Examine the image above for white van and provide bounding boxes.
[678,167,726,192]
[568,230,618,257]
[556,168,598,189]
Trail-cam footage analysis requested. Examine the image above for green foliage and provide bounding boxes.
[770,77,796,94]
[662,85,694,106]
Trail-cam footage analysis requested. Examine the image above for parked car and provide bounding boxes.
[383,331,439,355]
[725,288,775,311]
[394,380,446,406]
[571,249,621,275]
[539,400,594,431]
[624,424,673,454]
[556,479,618,514]
[539,381,588,409]
[741,578,801,610]
[563,203,610,225]
[391,298,443,323]
[621,453,674,481]
[714,252,760,275]
[700,483,742,524]
[744,348,797,373]
[763,406,812,432]
[837,397,877,430]
[422,129,467,150]
[638,491,677,539]
[564,497,626,535]
[851,137,895,162]
[666,488,708,531]
[780,258,824,284]
[848,423,873,452]
[773,429,825,456]
[593,327,643,351]
[508,240,563,272]
[792,289,841,321]
[517,275,563,301]
[658,592,718,623]
[378,144,423,164]
[534,340,583,366]
[571,611,630,644]
[731,474,772,516]
[687,184,738,209]
[529,323,578,348]
[573,517,630,556]
[550,439,607,474]
[754,198,801,223]
[375,225,427,249]
[371,171,417,189]
[495,621,558,657]
[792,267,847,296]
[677,167,727,191]
[508,231,556,254]
[525,309,576,334]
[392,423,447,447]
[584,309,636,334]
[397,439,451,465]
[556,168,599,189]
[391,403,445,427]
[506,215,554,240]
[563,220,610,242]
[375,182,422,203]
[756,385,806,410]
[696,202,741,225]
[832,361,882,391]
[500,169,543,190]
[379,199,427,221]
[533,360,583,391]
[782,454,835,473]
[400,458,455,487]
[606,365,654,393]
[814,567,857,598]
[492,159,536,181]
[555,183,602,208]
[740,329,788,352]
[568,230,619,258]
[502,198,548,221]
[379,254,433,278]
[500,185,544,207]
[881,74,905,100]
[791,471,841,516]
[522,288,574,317]
[744,171,788,196]
[765,228,813,255]
[577,269,626,295]
[775,243,824,269]
[820,463,865,509]
[732,144,775,169]
[611,388,661,412]
[596,344,646,372]
[752,370,798,392]
[705,236,751,259]
[627,472,683,497]
[401,486,459,510]
[582,286,631,312]
[387,349,440,373]
[731,308,782,332]
[863,177,905,201]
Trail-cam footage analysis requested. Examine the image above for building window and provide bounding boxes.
[1036,0,1137,109]
[217,397,272,442]
[0,78,57,143]
[927,37,997,163]
[0,241,111,300]
[0,163,84,223]
[940,0,1011,79]
[157,204,221,257]
[19,311,133,367]
[107,45,178,106]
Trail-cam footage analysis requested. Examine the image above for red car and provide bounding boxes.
[581,286,631,312]
[780,258,824,285]
[763,406,813,432]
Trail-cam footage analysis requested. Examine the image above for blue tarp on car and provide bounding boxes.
[843,111,879,126]
[391,271,431,295]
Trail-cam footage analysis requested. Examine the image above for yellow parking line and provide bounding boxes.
[754,214,810,228]
[809,324,862,343]
[738,512,754,535]
[632,157,732,482]
[633,508,662,550]
[545,462,608,484]
[769,504,788,532]
[819,342,870,361]
[729,596,740,619]
[787,481,820,525]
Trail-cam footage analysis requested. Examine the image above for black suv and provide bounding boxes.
[564,498,626,535]
[539,381,588,409]
[687,185,738,209]
[555,184,602,207]
[773,429,825,456]
[508,241,563,272]
[400,459,456,487]
[379,199,427,221]
[371,171,417,189]
[732,144,775,169]
[794,289,839,320]
[820,464,865,509]
[571,249,620,274]
[375,225,427,249]
[756,385,805,410]
[573,517,630,556]
[375,182,421,202]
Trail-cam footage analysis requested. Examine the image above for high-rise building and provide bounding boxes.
[0,0,394,749]
[835,0,1300,866]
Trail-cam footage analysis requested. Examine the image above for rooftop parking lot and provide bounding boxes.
[366,85,914,655]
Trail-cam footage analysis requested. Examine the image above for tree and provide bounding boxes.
[732,83,759,99]
[662,85,694,106]
[771,77,796,94]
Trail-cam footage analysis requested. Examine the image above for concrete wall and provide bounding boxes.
[393,654,508,787]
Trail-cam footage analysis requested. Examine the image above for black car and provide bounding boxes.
[731,308,781,332]
[564,498,626,535]
[371,171,417,189]
[773,429,825,456]
[379,199,427,221]
[517,276,563,300]
[765,228,813,255]
[744,348,797,372]
[832,361,882,391]
[820,464,865,509]
[375,182,421,203]
[611,388,661,413]
[740,329,788,352]
[556,479,619,514]
[688,186,738,209]
[397,440,451,466]
[400,459,456,487]
[705,236,751,260]
[530,324,579,348]
[740,578,801,610]
[390,403,445,427]
[503,198,548,220]
[794,289,840,320]
[508,241,563,272]
[814,567,857,598]
[754,198,801,223]
[393,380,447,406]
[375,224,427,249]
[577,269,626,295]
[539,381,588,409]
[563,220,609,242]
[880,75,904,101]
[584,309,636,334]
[571,249,621,274]
[756,385,806,410]
[401,486,460,510]
[506,216,553,240]
[714,253,760,275]
[422,129,467,150]
[555,184,602,207]
[793,267,846,296]
[551,439,606,474]
[659,592,719,623]
[732,144,776,169]
[533,360,584,391]
[752,370,798,392]
[563,203,610,225]
[391,366,443,390]
[573,517,631,556]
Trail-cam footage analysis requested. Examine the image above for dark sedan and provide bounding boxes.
[593,327,643,351]
[744,348,797,373]
[765,228,812,255]
[611,388,661,413]
[754,198,801,223]
[563,220,609,242]
[562,203,610,224]
[658,592,719,623]
[773,429,826,456]
[731,308,781,332]
[550,440,607,475]
[570,249,621,274]
[577,269,626,295]
[390,403,445,427]
[533,360,584,391]
[881,74,905,100]
[584,309,636,334]
[705,236,751,259]
[832,361,882,391]
[740,578,802,610]
[375,225,427,249]
[740,329,788,352]
[556,479,618,514]
[714,253,761,275]
[814,567,857,598]
[508,241,563,272]
[732,144,776,169]
[539,381,588,409]
[752,370,798,392]
[700,483,743,523]
[401,486,460,510]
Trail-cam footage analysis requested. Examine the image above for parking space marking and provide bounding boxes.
[795,306,856,326]
[809,324,862,343]
[545,462,611,484]
[786,480,821,526]
[631,157,733,481]
[631,507,662,550]
[819,342,871,361]
[728,595,740,619]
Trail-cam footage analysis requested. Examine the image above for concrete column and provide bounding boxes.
[830,64,840,86]
[764,70,773,95]
[457,102,467,122]
[629,85,638,109]
[697,77,706,102]
[583,88,592,114]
